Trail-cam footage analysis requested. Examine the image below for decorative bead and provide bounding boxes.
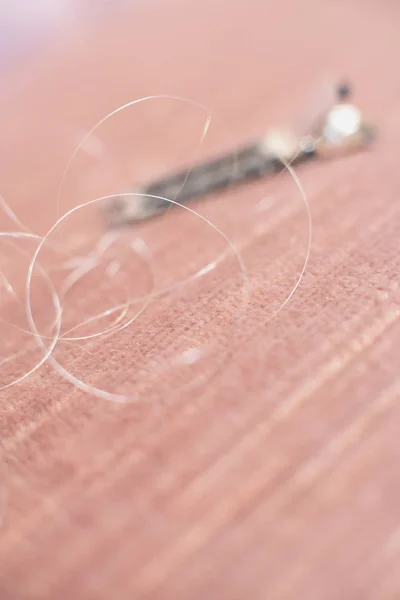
[323,103,361,145]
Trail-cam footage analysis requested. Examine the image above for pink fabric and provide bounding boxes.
[0,1,399,598]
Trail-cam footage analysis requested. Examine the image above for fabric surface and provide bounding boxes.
[0,0,399,598]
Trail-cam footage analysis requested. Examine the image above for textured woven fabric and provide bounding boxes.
[0,1,399,598]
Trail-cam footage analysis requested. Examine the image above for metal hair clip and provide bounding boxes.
[105,83,376,227]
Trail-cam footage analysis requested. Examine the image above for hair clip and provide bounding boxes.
[105,82,376,227]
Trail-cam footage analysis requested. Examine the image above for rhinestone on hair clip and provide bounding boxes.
[105,82,376,227]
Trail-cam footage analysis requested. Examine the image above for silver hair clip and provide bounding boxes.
[105,83,376,227]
